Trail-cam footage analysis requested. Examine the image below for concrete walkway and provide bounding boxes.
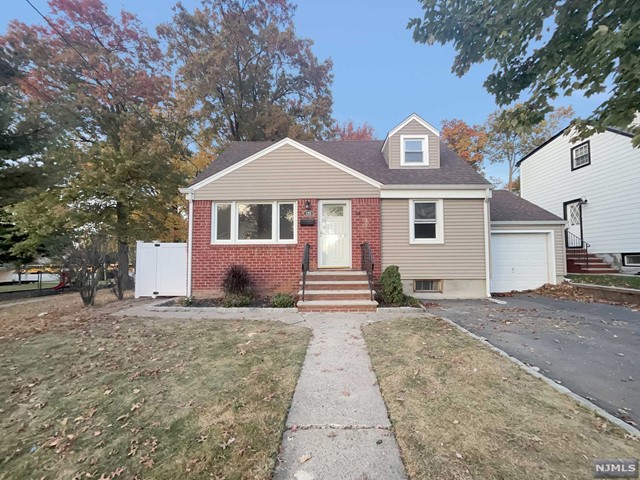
[117,300,413,478]
[273,313,407,480]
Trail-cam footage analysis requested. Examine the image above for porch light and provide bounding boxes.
[304,200,312,210]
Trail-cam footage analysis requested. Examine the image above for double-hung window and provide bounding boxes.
[410,200,443,244]
[212,201,296,244]
[571,141,590,170]
[401,135,428,165]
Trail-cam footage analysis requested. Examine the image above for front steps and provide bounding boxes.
[297,270,378,312]
[566,249,618,274]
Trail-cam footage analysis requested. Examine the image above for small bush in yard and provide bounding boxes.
[179,296,195,307]
[271,293,296,308]
[221,293,253,308]
[379,265,405,305]
[222,264,253,295]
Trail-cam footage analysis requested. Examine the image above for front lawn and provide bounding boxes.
[364,317,639,480]
[568,274,640,290]
[0,304,310,479]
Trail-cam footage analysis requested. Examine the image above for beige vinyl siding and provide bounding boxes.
[382,138,390,165]
[388,119,440,169]
[381,199,486,279]
[491,223,567,276]
[194,144,379,200]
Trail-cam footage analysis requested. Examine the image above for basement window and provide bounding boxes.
[414,280,442,292]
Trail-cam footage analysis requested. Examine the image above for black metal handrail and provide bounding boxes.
[361,242,375,301]
[301,243,310,301]
[566,231,591,270]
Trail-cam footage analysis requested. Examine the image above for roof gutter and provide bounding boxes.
[380,184,494,190]
[491,220,567,225]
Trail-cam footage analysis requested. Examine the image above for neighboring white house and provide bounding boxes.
[518,127,640,273]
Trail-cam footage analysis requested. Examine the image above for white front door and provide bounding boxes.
[319,201,351,268]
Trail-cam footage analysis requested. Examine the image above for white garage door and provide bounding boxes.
[491,233,550,293]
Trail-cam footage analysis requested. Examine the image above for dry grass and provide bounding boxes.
[364,317,639,480]
[0,289,141,339]
[568,274,640,290]
[0,294,310,479]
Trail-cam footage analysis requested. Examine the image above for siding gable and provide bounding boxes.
[194,143,380,200]
[386,119,441,169]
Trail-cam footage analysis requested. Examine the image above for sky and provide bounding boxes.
[2,0,606,183]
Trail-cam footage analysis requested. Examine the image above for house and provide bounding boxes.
[180,114,566,311]
[517,127,639,274]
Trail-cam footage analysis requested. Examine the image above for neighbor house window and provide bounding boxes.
[410,200,444,244]
[212,201,296,244]
[401,135,428,165]
[571,141,590,170]
[622,253,640,267]
[414,280,442,292]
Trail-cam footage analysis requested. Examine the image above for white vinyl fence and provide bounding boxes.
[135,241,188,298]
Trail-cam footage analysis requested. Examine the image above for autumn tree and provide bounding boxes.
[1,0,189,296]
[0,51,58,208]
[158,0,334,147]
[410,0,639,146]
[485,106,574,192]
[333,120,376,140]
[440,119,486,171]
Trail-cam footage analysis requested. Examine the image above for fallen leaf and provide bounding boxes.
[299,454,312,464]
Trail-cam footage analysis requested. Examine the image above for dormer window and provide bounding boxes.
[401,135,428,165]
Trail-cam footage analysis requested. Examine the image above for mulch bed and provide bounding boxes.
[159,297,272,308]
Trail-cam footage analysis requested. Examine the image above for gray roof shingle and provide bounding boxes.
[189,139,492,187]
[490,190,564,222]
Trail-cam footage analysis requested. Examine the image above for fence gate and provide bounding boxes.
[135,241,188,298]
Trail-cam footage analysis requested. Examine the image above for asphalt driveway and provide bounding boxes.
[430,295,640,427]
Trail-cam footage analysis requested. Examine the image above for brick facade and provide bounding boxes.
[191,198,381,297]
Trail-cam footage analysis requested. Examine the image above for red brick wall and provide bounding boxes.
[191,198,381,297]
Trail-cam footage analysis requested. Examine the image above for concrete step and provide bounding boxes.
[299,280,370,290]
[572,260,611,266]
[297,299,378,312]
[298,289,374,301]
[305,270,369,282]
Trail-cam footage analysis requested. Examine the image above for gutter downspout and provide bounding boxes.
[185,190,194,298]
[483,189,492,298]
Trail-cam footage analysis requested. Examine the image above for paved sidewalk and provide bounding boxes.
[273,313,407,480]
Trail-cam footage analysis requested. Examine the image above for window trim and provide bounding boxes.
[400,135,429,166]
[413,279,442,293]
[409,199,444,244]
[622,252,640,267]
[211,201,297,245]
[570,140,591,171]
[212,202,234,244]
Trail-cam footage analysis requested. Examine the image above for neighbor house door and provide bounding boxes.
[564,200,583,248]
[318,201,351,268]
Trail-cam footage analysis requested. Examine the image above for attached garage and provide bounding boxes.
[490,232,554,293]
[490,191,567,294]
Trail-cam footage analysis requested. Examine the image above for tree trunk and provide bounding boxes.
[115,202,133,299]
